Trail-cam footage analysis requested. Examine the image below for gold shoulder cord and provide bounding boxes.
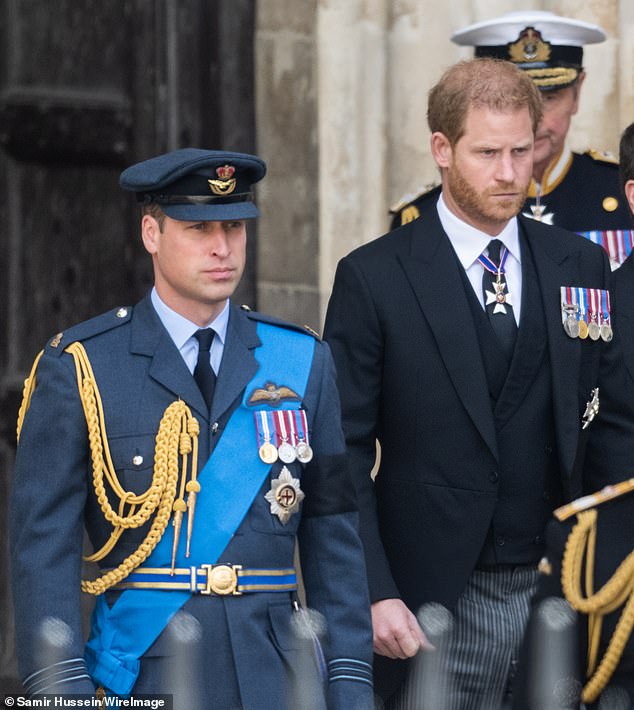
[16,343,201,595]
[16,350,44,442]
[561,509,634,703]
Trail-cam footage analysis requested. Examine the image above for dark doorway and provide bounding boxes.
[0,0,256,691]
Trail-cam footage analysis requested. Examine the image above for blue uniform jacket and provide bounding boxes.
[10,295,373,709]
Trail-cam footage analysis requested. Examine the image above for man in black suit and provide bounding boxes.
[324,59,634,709]
[614,123,634,371]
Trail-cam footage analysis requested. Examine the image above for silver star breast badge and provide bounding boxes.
[581,388,600,430]
[485,281,513,314]
[523,204,554,225]
[265,466,305,524]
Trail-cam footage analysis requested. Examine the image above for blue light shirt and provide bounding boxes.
[150,288,228,375]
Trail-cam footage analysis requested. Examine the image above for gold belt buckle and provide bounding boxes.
[200,564,242,595]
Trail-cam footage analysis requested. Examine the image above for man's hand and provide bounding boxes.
[371,598,433,659]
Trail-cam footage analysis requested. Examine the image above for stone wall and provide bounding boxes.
[255,0,321,328]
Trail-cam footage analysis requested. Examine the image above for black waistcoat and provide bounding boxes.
[458,229,563,565]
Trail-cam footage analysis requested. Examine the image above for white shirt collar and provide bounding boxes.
[150,288,229,350]
[436,193,521,269]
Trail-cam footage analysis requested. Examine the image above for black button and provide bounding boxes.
[544,445,553,455]
[489,470,499,483]
[543,491,551,501]
[496,536,506,547]
[534,535,542,545]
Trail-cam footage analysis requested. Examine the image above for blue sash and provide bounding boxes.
[84,322,315,695]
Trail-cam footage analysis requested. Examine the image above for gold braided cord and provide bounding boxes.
[561,509,634,703]
[82,398,197,595]
[67,342,169,527]
[525,66,579,88]
[15,340,200,596]
[16,350,44,443]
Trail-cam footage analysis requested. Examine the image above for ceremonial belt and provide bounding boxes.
[85,321,315,696]
[110,565,298,595]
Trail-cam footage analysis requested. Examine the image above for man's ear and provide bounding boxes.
[141,214,161,255]
[571,71,586,116]
[625,179,634,216]
[431,132,453,169]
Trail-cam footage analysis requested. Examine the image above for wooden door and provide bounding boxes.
[0,0,255,690]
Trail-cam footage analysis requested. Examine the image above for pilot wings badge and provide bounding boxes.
[247,381,301,407]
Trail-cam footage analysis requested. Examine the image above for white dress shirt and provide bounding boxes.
[436,194,523,324]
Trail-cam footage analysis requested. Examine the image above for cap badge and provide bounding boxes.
[508,28,551,63]
[265,466,305,524]
[208,164,236,196]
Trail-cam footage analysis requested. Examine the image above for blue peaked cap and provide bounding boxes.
[119,148,267,221]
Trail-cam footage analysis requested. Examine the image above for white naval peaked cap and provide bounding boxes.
[451,11,606,90]
[451,11,606,48]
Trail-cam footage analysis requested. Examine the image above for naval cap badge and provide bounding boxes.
[265,466,305,524]
[508,27,551,63]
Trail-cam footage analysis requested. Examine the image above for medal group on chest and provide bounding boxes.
[560,286,613,341]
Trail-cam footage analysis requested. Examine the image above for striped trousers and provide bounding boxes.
[385,565,539,710]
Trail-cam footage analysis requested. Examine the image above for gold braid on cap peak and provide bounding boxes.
[16,343,201,595]
[525,66,579,89]
[561,508,634,703]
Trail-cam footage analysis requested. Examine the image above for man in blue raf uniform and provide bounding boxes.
[391,11,633,270]
[10,148,374,709]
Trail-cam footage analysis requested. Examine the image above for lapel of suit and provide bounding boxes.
[397,207,498,460]
[210,305,260,423]
[492,230,548,428]
[130,295,209,419]
[520,217,582,476]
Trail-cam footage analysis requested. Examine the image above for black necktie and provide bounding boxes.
[481,239,517,361]
[193,328,216,410]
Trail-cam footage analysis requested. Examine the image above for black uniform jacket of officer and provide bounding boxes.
[514,488,634,709]
[323,199,634,698]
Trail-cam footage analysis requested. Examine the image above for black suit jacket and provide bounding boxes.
[324,201,634,617]
[613,252,634,385]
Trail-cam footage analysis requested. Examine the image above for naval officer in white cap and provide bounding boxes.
[391,11,633,270]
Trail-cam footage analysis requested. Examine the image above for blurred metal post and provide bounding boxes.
[33,617,73,694]
[401,602,454,710]
[527,597,580,710]
[289,605,328,710]
[165,610,203,710]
